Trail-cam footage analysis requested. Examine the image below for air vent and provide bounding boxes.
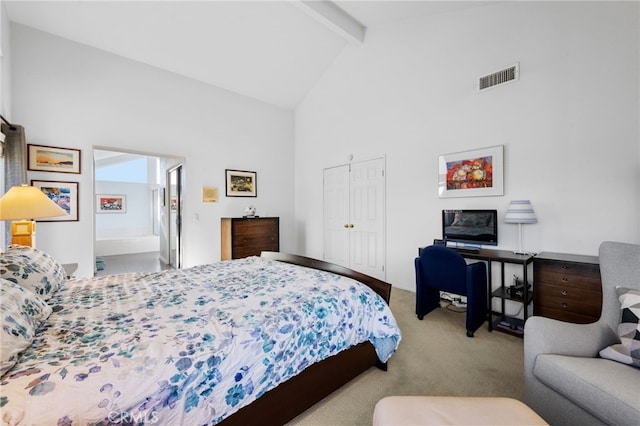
[479,64,519,91]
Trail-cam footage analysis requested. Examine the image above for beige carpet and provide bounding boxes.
[288,288,525,425]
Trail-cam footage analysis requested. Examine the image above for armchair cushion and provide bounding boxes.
[534,355,640,425]
[599,287,640,368]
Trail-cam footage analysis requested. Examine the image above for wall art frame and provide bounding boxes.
[438,145,504,198]
[225,169,257,197]
[96,194,127,214]
[28,144,81,174]
[31,179,79,221]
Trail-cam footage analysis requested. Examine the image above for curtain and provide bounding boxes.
[1,123,27,246]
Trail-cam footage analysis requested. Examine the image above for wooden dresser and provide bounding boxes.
[533,252,602,323]
[221,217,279,260]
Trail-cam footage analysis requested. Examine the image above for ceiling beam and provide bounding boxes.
[294,0,366,44]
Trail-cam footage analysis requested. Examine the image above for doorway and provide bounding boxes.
[323,157,386,280]
[93,149,183,273]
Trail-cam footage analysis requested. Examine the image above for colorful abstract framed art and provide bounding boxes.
[438,145,504,198]
[96,194,126,213]
[31,180,79,221]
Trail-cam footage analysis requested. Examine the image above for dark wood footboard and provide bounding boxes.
[219,341,378,426]
[218,252,394,425]
[260,251,392,303]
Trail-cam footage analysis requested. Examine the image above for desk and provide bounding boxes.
[418,247,534,334]
[454,249,534,334]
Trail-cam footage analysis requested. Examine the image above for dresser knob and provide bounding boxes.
[561,290,568,296]
[562,303,568,308]
[562,277,568,282]
[562,265,568,269]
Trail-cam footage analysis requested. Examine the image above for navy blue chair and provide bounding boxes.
[415,245,487,337]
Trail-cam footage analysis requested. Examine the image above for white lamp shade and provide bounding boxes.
[0,185,67,220]
[504,200,537,224]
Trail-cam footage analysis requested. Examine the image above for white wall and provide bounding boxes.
[11,24,295,278]
[295,1,640,291]
[95,181,153,236]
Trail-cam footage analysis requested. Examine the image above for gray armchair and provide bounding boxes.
[524,241,640,425]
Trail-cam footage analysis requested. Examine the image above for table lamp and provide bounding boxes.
[0,184,67,247]
[504,199,537,255]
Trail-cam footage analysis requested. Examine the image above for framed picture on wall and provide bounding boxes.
[28,144,81,174]
[225,169,257,197]
[31,180,79,221]
[438,145,504,198]
[96,194,127,213]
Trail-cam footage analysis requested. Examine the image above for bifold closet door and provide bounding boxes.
[323,158,386,281]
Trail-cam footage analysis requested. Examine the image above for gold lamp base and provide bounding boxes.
[11,220,36,247]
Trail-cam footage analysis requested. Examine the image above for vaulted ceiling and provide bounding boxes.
[5,1,498,109]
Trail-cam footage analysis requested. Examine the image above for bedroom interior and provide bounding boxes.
[0,0,638,425]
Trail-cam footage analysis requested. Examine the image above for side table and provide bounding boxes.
[62,263,78,279]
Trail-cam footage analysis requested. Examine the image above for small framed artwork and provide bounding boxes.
[438,145,504,198]
[96,194,127,213]
[28,144,81,174]
[202,186,218,203]
[31,180,79,221]
[225,169,257,197]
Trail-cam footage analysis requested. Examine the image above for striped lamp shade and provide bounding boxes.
[504,200,537,224]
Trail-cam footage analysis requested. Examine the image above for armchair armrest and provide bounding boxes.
[523,316,618,376]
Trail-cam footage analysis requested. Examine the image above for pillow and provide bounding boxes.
[0,278,52,377]
[0,245,66,300]
[599,287,640,368]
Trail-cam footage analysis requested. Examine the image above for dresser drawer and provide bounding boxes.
[232,236,278,251]
[534,262,601,292]
[534,282,601,317]
[533,305,599,324]
[233,243,278,259]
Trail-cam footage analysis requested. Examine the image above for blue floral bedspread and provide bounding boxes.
[0,257,401,425]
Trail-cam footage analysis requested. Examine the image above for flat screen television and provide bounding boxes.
[442,209,498,247]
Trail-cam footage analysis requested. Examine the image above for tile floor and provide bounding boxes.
[94,252,174,276]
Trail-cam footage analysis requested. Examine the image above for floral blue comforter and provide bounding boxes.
[0,257,401,425]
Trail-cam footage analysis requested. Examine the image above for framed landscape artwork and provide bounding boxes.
[96,194,126,213]
[31,180,79,221]
[225,169,257,197]
[28,144,81,174]
[438,145,504,198]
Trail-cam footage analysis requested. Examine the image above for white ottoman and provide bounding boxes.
[373,396,548,425]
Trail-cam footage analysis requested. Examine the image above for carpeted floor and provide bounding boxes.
[288,288,525,425]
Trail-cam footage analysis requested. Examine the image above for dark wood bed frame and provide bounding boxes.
[219,252,393,426]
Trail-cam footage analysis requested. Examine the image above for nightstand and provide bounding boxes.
[62,263,78,279]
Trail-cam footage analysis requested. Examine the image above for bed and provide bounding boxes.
[0,246,401,425]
